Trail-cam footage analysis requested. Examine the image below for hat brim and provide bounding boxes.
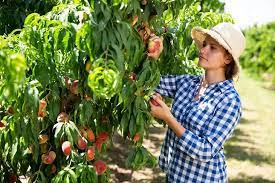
[191,27,240,77]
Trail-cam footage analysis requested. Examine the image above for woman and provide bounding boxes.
[149,22,246,182]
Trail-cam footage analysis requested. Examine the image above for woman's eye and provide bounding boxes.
[210,46,216,50]
[202,42,207,47]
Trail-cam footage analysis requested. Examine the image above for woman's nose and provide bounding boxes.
[200,46,207,55]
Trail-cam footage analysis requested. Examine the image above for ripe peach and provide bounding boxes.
[94,160,107,175]
[86,129,95,142]
[38,100,47,117]
[95,139,103,152]
[70,80,79,95]
[147,35,163,60]
[42,151,56,164]
[86,146,95,161]
[62,141,71,156]
[77,137,87,150]
[133,134,141,142]
[98,132,108,142]
[57,112,69,123]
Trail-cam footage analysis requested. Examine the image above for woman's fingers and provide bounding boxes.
[155,93,163,100]
[153,92,162,100]
[152,95,165,107]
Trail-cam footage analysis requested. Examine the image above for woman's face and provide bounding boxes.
[198,36,229,71]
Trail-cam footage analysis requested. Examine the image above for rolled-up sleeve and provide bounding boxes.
[175,95,242,162]
[154,75,193,98]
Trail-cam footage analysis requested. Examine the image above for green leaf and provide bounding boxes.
[53,123,65,146]
[65,124,73,143]
[48,99,60,122]
[24,13,40,26]
[67,168,77,183]
[133,149,142,169]
[11,141,18,165]
[129,115,136,136]
[111,44,124,72]
[136,112,143,125]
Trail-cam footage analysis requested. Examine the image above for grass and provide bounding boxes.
[225,70,275,182]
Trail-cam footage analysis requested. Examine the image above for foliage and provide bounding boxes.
[240,22,275,83]
[0,0,232,182]
[0,0,59,35]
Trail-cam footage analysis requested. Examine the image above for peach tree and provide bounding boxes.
[0,0,232,182]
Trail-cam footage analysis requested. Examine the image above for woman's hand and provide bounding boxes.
[149,93,173,123]
[150,93,186,137]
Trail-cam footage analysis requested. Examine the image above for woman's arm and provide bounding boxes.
[150,95,186,137]
[150,94,242,162]
[154,75,193,98]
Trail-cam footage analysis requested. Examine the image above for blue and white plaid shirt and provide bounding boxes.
[155,74,242,183]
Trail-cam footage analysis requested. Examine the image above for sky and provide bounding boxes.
[224,0,275,29]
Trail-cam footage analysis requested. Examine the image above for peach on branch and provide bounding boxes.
[42,151,56,164]
[77,136,87,150]
[97,131,109,142]
[38,100,47,118]
[94,160,107,175]
[69,80,79,95]
[86,146,95,161]
[56,112,69,123]
[62,141,72,156]
[86,128,95,142]
[133,134,141,142]
[147,34,163,60]
[95,139,103,152]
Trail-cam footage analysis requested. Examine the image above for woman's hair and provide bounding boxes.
[224,50,236,80]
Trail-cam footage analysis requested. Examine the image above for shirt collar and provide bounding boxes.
[216,79,234,93]
[195,75,233,93]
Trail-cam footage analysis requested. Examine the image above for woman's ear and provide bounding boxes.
[225,58,231,64]
[224,51,233,65]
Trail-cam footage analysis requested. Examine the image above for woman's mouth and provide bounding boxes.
[199,56,207,61]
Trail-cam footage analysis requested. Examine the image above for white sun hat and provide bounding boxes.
[191,22,246,77]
